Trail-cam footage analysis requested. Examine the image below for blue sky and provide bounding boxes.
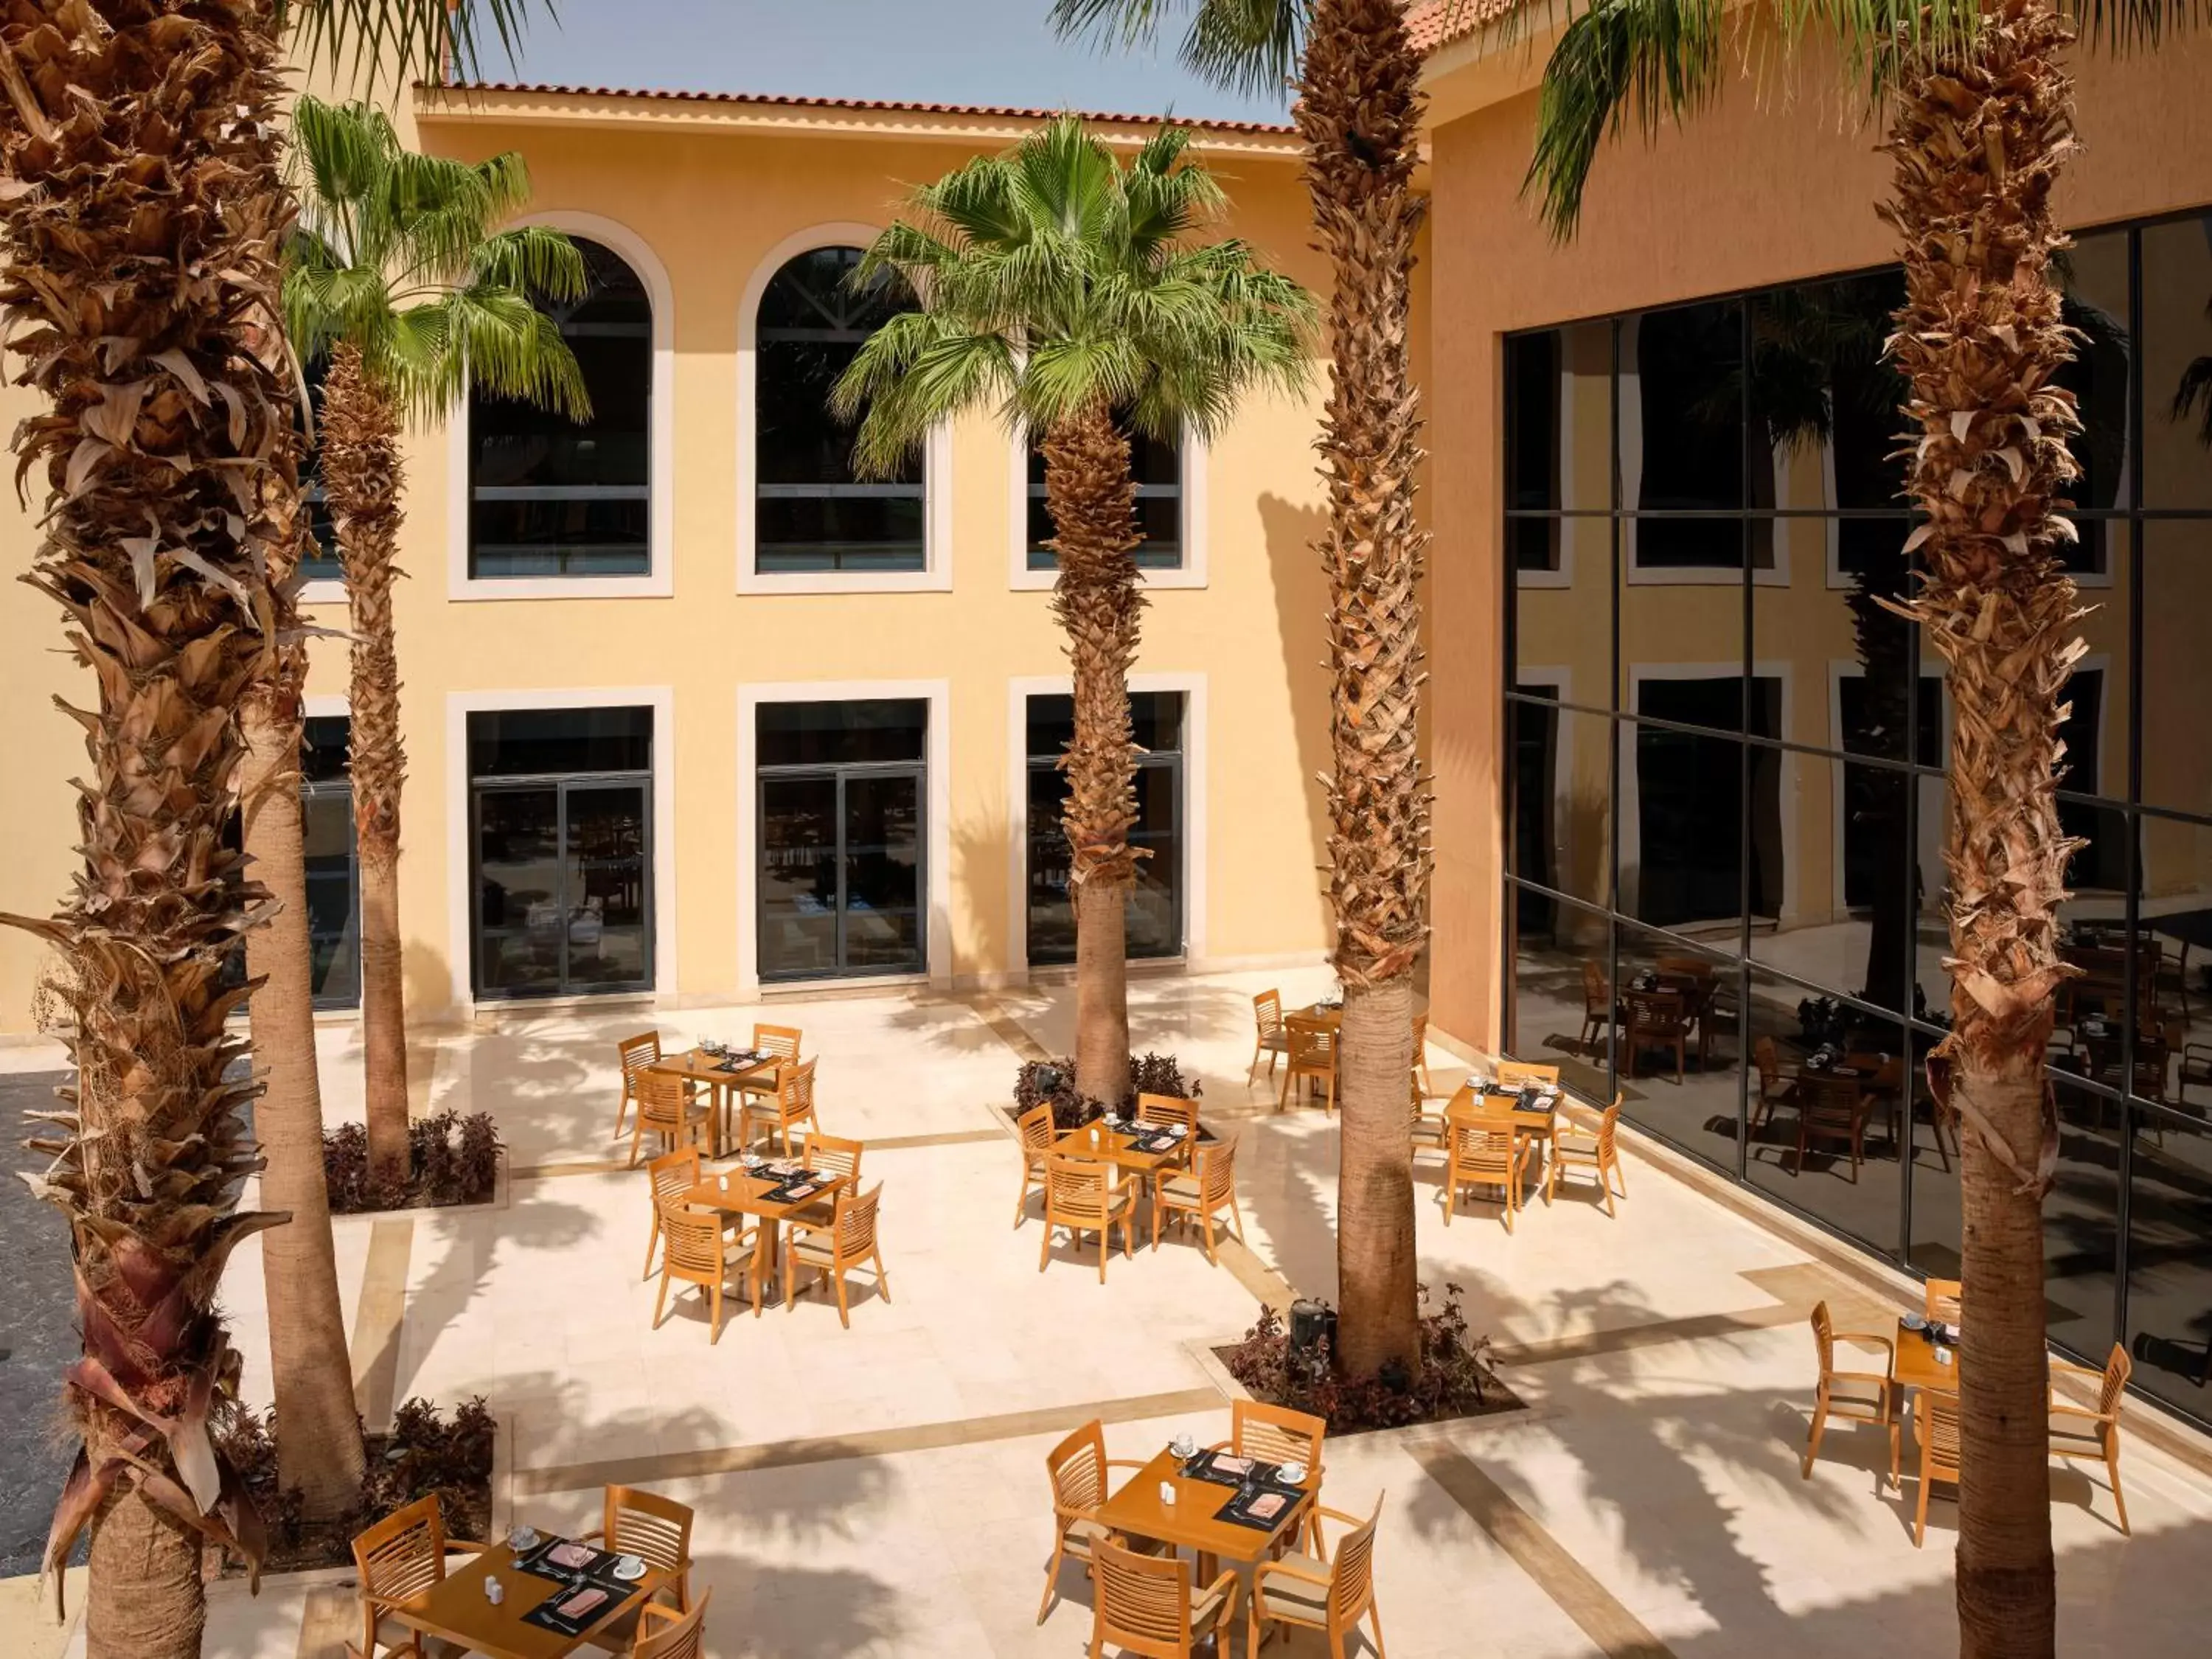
[484,0,1294,125]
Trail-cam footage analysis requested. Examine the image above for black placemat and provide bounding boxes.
[1180,1450,1273,1489]
[1133,1130,1181,1155]
[714,1050,766,1074]
[521,1581,626,1639]
[762,1170,827,1205]
[515,1540,622,1587]
[1216,1484,1300,1531]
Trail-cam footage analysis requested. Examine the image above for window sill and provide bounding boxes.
[448,572,672,602]
[1009,564,1206,594]
[739,567,950,596]
[300,578,347,607]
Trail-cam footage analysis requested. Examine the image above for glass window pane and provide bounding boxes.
[563,784,650,991]
[1505,320,1612,546]
[757,699,926,768]
[759,775,840,979]
[2045,1070,2124,1363]
[467,707,652,778]
[1744,966,1905,1257]
[1026,762,1075,966]
[1026,694,1184,964]
[842,773,922,971]
[474,787,565,996]
[296,357,342,584]
[1026,418,1183,571]
[2138,818,2212,1090]
[1752,754,1917,1015]
[302,787,358,1007]
[1509,696,1612,911]
[1507,884,1613,1096]
[302,715,350,785]
[1624,299,1753,571]
[1752,271,1909,514]
[1128,762,1183,959]
[2124,1102,2212,1418]
[2055,228,2132,580]
[2140,520,2212,818]
[1514,518,1610,693]
[1615,923,1741,1166]
[2143,212,2212,510]
[1624,719,1744,938]
[1132,692,1184,755]
[470,239,650,579]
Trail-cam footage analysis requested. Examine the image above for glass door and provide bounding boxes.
[1025,692,1185,965]
[472,778,653,999]
[473,785,565,998]
[563,783,651,992]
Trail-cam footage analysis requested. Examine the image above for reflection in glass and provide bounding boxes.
[474,787,564,997]
[470,239,650,577]
[759,776,839,978]
[562,785,650,990]
[1026,692,1184,965]
[2143,213,2212,511]
[1613,922,1740,1166]
[1509,695,1612,910]
[302,789,359,1007]
[468,706,652,779]
[1750,269,1907,514]
[2124,1102,2212,1417]
[841,773,922,970]
[1752,754,1916,1015]
[1624,718,1745,935]
[1625,300,1756,569]
[1507,885,1613,1095]
[2140,521,2212,818]
[2042,1070,2122,1364]
[2056,230,2131,577]
[759,700,928,770]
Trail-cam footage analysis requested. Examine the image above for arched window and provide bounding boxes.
[469,237,651,579]
[755,246,925,573]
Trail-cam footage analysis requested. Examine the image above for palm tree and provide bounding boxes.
[832,116,1312,1106]
[284,94,588,1188]
[0,7,531,1655]
[1052,0,1434,1380]
[1520,1,2199,1652]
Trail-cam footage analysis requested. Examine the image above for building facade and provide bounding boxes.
[1418,15,2212,1427]
[0,86,1377,1032]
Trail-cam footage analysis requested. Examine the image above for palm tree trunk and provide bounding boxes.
[1298,0,1430,1380]
[321,343,411,1187]
[1883,6,2082,1652]
[1,2,294,1646]
[238,658,366,1520]
[1043,403,1145,1107]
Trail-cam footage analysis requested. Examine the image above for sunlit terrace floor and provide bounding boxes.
[7,965,2212,1658]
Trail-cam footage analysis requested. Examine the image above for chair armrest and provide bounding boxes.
[1205,1568,1242,1621]
[637,1602,682,1633]
[1314,1505,1367,1530]
[1834,1332,1894,1359]
[2049,1401,2116,1425]
[445,1539,491,1556]
[1256,1555,1332,1588]
[1105,1459,1151,1472]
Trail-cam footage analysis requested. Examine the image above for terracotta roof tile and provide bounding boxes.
[422,81,1298,136]
[1406,0,1523,55]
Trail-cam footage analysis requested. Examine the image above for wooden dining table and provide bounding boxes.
[647,1046,779,1158]
[1094,1444,1320,1596]
[386,1537,674,1659]
[677,1165,850,1307]
[1054,1119,1193,1176]
[1892,1317,1960,1395]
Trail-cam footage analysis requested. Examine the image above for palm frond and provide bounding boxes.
[2065,0,2211,52]
[1050,0,1305,100]
[2173,353,2212,448]
[279,0,544,91]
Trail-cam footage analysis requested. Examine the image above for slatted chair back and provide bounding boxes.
[1809,1301,1837,1374]
[1796,1073,1864,1130]
[1136,1093,1200,1135]
[1018,1102,1055,1159]
[1093,1537,1196,1656]
[352,1495,447,1611]
[633,1588,712,1659]
[1622,990,1686,1040]
[1329,1496,1383,1626]
[1046,1419,1110,1519]
[1234,1399,1325,1471]
[1285,1015,1335,1071]
[1593,1099,1622,1158]
[637,1070,695,1138]
[2095,1343,2132,1421]
[1450,1120,1517,1176]
[1753,1037,1788,1090]
[1923,1278,1962,1325]
[754,1023,803,1062]
[1494,1060,1560,1088]
[1582,959,1609,1012]
[658,1205,726,1292]
[605,1485,693,1585]
[1044,1154,1116,1226]
[619,1032,661,1092]
[778,1057,817,1119]
[647,1147,700,1211]
[833,1182,883,1259]
[1196,1138,1238,1209]
[1655,954,1714,984]
[802,1131,864,1189]
[1921,1392,1963,1480]
[1253,989,1285,1040]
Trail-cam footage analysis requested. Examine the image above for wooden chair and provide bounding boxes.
[1152,1139,1245,1264]
[348,1495,485,1659]
[1040,1153,1136,1284]
[785,1180,889,1329]
[1037,1420,1157,1624]
[1408,1081,1447,1158]
[740,1057,818,1156]
[1910,1391,1961,1547]
[1443,1105,1526,1231]
[734,1021,804,1121]
[1248,1494,1385,1659]
[627,1069,712,1169]
[651,1203,761,1344]
[1750,1036,1799,1135]
[1224,1398,1326,1490]
[1579,958,1613,1054]
[615,1031,661,1139]
[1922,1278,1962,1326]
[1545,1096,1627,1215]
[1280,1015,1338,1113]
[1091,1535,1239,1659]
[1792,1073,1872,1180]
[2050,1343,2132,1534]
[627,1590,709,1659]
[1411,1012,1435,1099]
[1801,1301,1898,1483]
[577,1487,698,1652]
[1621,989,1690,1082]
[1014,1101,1056,1227]
[790,1130,863,1228]
[1250,990,1291,1083]
[640,1147,701,1279]
[1137,1092,1201,1168]
[1494,1060,1562,1089]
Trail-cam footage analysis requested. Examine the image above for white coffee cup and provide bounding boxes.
[1279,1461,1307,1484]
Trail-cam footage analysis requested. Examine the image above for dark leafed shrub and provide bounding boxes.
[1015,1053,1202,1132]
[322,1120,372,1211]
[324,1109,501,1214]
[1221,1284,1513,1433]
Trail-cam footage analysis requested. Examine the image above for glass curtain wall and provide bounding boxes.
[1026,692,1186,964]
[1502,207,2212,1426]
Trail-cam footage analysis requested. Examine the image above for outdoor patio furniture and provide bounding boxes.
[1094,1444,1318,1614]
[1923,1279,1962,1326]
[1750,1037,1799,1135]
[576,1487,698,1650]
[739,1057,819,1156]
[1444,1105,1526,1231]
[1137,1091,1202,1169]
[1014,1102,1056,1227]
[734,1021,804,1119]
[364,1518,674,1659]
[1247,1495,1386,1659]
[1579,958,1613,1054]
[1412,1012,1435,1099]
[640,1147,701,1279]
[1494,1059,1561,1088]
[1409,1081,1447,1157]
[1280,1014,1338,1113]
[2182,1040,2212,1105]
[1091,1536,1241,1659]
[349,1495,484,1659]
[1621,989,1691,1082]
[2051,1344,2133,1535]
[627,1070,712,1169]
[1216,1399,1327,1553]
[626,1590,710,1659]
[675,1163,850,1310]
[790,1130,863,1228]
[1037,1420,1158,1625]
[1801,1301,1898,1484]
[785,1180,890,1328]
[615,1030,661,1138]
[1792,1073,1874,1180]
[1545,1095,1627,1216]
[1041,1152,1137,1283]
[651,1202,762,1343]
[1152,1139,1245,1264]
[1249,989,1290,1083]
[644,1046,779,1158]
[1911,1391,1961,1547]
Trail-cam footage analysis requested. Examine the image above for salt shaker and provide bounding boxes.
[484,1575,504,1606]
[1159,1480,1177,1506]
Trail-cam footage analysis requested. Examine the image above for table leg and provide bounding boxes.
[755,1217,784,1308]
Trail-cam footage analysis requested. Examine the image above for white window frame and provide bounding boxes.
[1005,671,1208,978]
[1006,425,1210,591]
[736,678,952,995]
[737,225,953,596]
[446,212,675,601]
[442,684,678,1012]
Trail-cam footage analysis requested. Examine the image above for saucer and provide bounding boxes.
[612,1554,647,1581]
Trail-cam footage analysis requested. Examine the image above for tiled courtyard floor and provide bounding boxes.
[7,966,2212,1657]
